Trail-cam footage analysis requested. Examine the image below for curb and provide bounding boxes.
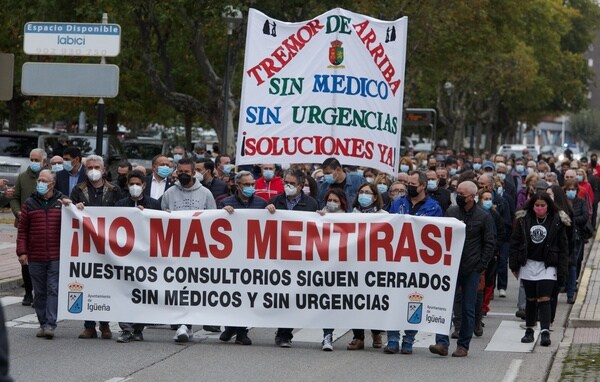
[0,277,22,292]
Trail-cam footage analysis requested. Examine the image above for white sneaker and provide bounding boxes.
[174,325,193,342]
[499,289,507,297]
[322,334,333,351]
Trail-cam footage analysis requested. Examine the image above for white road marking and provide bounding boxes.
[486,321,537,352]
[104,378,132,382]
[1,296,23,307]
[5,313,43,328]
[501,359,523,382]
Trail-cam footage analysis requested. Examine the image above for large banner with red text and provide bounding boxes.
[235,8,407,175]
[58,206,464,333]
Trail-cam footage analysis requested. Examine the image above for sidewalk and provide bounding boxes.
[548,230,600,381]
[0,210,21,292]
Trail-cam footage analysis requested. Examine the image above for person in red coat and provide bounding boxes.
[254,164,284,201]
[16,170,69,339]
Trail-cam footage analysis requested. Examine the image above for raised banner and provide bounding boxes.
[58,206,464,333]
[235,8,407,174]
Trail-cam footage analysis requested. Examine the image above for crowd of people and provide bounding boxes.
[0,143,597,357]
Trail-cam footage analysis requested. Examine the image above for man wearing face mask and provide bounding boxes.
[171,146,186,164]
[50,156,64,173]
[114,170,160,343]
[144,154,174,201]
[70,155,121,340]
[266,168,318,347]
[255,163,284,201]
[444,157,459,177]
[56,146,87,197]
[317,157,365,211]
[386,171,442,354]
[429,181,495,358]
[425,170,451,213]
[215,154,233,179]
[10,148,47,306]
[112,160,132,200]
[217,171,268,346]
[196,159,229,203]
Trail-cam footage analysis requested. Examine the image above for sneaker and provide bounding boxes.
[44,328,54,340]
[203,325,221,333]
[78,328,98,339]
[429,343,448,356]
[174,325,193,343]
[383,340,399,354]
[346,338,364,350]
[521,328,534,343]
[235,332,252,346]
[322,334,333,351]
[540,330,551,347]
[117,331,134,343]
[275,337,291,348]
[99,324,112,339]
[372,333,383,348]
[515,310,526,319]
[219,327,236,342]
[36,328,46,338]
[22,294,33,306]
[132,331,144,341]
[499,289,507,297]
[400,342,413,354]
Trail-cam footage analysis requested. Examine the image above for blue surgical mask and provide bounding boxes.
[51,164,63,172]
[427,180,437,191]
[473,163,482,172]
[63,160,73,172]
[400,164,409,173]
[36,181,48,195]
[498,173,506,181]
[576,175,583,182]
[358,194,373,207]
[497,186,504,196]
[30,162,41,173]
[516,165,524,173]
[474,196,479,204]
[482,200,493,210]
[566,190,577,200]
[263,170,274,180]
[377,184,388,194]
[223,164,234,175]
[324,174,335,184]
[356,169,364,177]
[173,154,183,162]
[242,186,255,197]
[449,168,457,176]
[157,165,173,178]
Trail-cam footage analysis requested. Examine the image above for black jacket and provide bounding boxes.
[509,210,570,279]
[56,166,87,197]
[268,192,319,212]
[428,187,451,213]
[446,204,496,276]
[70,180,121,207]
[143,174,174,199]
[115,195,161,210]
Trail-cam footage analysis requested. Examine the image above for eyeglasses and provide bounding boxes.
[358,190,374,195]
[390,189,406,195]
[241,183,255,187]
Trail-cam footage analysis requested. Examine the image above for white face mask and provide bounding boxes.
[87,169,102,182]
[129,184,143,198]
[284,184,298,196]
[195,171,204,183]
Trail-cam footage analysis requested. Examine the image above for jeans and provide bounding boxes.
[496,242,509,290]
[386,330,417,345]
[29,260,59,329]
[435,271,480,350]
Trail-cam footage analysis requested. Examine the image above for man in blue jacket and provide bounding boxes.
[386,171,442,354]
[317,157,365,211]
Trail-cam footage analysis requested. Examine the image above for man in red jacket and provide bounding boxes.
[255,163,283,201]
[16,170,69,339]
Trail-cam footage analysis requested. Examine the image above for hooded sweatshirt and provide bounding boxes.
[161,178,216,211]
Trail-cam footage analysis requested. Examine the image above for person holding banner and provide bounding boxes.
[347,182,388,351]
[161,157,217,342]
[255,164,284,202]
[317,158,365,212]
[386,171,442,354]
[217,170,268,346]
[266,168,318,348]
[509,192,569,347]
[429,181,495,358]
[70,155,121,340]
[17,170,70,339]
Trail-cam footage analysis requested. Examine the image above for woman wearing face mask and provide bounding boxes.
[346,183,387,351]
[316,188,348,351]
[399,157,414,174]
[303,175,318,199]
[509,192,569,347]
[374,173,391,211]
[563,180,588,304]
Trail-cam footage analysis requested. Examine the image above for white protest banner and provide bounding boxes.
[58,206,464,333]
[235,8,407,175]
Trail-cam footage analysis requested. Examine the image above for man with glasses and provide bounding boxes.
[266,168,318,347]
[429,180,495,358]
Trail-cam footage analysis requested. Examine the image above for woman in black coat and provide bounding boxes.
[509,192,570,347]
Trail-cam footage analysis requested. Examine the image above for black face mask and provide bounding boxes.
[407,185,419,198]
[456,195,467,208]
[117,175,127,187]
[592,159,597,168]
[438,178,447,187]
[178,173,192,186]
[429,166,437,171]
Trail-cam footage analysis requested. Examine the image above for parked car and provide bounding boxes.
[122,139,165,170]
[496,144,538,159]
[38,134,125,178]
[0,132,41,185]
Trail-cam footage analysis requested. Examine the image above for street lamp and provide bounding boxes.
[221,5,243,156]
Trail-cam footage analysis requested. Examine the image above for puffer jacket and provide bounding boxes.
[509,209,570,279]
[16,190,65,261]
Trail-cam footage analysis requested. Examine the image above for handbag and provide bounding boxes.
[582,220,594,240]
